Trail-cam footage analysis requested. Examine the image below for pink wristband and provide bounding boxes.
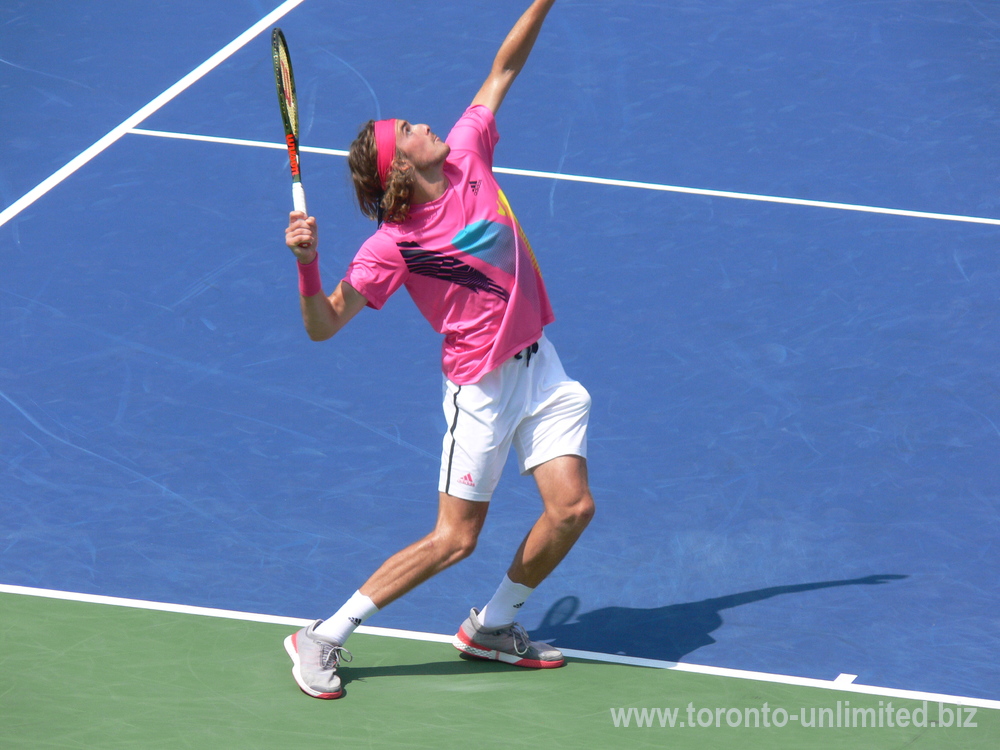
[297,253,323,297]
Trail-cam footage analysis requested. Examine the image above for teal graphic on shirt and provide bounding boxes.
[450,219,517,277]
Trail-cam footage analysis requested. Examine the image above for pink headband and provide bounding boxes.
[374,119,397,189]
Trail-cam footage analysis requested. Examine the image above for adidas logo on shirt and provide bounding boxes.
[468,180,482,195]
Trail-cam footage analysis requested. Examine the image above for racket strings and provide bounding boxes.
[277,55,298,133]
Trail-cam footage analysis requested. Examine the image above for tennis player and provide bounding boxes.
[282,0,593,699]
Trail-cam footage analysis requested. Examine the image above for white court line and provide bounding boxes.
[3,583,998,711]
[0,0,309,229]
[127,127,1000,227]
[129,127,349,157]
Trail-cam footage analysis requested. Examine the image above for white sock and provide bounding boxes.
[480,575,534,628]
[314,591,378,644]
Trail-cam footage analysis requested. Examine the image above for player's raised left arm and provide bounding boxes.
[471,0,557,115]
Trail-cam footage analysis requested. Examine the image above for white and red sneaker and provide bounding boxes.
[453,607,564,668]
[283,620,352,699]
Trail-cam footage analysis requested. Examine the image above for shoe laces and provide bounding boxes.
[509,623,530,656]
[320,643,353,670]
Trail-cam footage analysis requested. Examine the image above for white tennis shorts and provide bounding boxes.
[439,334,591,502]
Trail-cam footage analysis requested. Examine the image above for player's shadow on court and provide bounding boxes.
[531,574,908,662]
[342,657,526,688]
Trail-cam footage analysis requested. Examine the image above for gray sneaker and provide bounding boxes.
[453,608,564,668]
[283,620,352,699]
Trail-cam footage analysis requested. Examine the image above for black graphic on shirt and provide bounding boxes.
[398,242,509,302]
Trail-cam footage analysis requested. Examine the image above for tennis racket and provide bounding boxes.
[271,28,307,216]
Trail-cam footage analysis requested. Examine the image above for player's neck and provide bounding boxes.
[410,164,448,205]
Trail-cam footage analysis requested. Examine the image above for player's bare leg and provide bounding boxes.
[508,454,595,587]
[359,492,490,608]
[452,455,593,668]
[286,493,488,698]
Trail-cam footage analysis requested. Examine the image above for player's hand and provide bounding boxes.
[285,211,318,263]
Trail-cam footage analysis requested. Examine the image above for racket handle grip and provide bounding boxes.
[292,182,307,215]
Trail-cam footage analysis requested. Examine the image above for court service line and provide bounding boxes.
[127,127,1000,227]
[129,127,349,158]
[0,0,309,229]
[3,583,999,711]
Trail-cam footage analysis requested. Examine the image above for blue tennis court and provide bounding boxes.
[2,0,998,714]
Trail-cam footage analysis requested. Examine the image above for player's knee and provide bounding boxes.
[429,525,479,565]
[450,531,479,562]
[570,491,595,530]
[551,490,595,533]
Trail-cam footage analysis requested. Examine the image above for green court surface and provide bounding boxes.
[1,591,996,749]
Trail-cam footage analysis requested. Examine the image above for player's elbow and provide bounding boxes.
[305,321,338,341]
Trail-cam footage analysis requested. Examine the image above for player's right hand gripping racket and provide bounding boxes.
[271,28,307,216]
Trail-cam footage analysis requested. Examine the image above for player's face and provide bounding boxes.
[396,120,450,171]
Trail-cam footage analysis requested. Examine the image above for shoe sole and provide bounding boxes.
[452,629,565,669]
[283,633,345,699]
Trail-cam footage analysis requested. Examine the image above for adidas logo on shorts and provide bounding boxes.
[457,473,476,487]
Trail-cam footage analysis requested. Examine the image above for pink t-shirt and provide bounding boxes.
[343,105,554,385]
